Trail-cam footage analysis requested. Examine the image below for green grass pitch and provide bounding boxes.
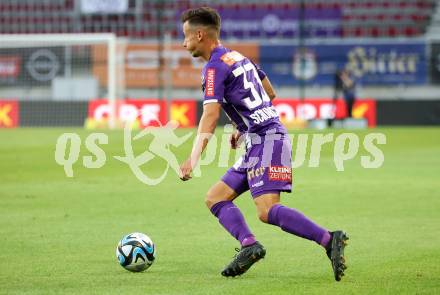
[1,127,439,295]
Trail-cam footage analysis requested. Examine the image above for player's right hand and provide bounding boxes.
[230,131,242,149]
[179,158,193,181]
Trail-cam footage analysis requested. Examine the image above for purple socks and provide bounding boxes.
[210,201,256,247]
[209,201,331,249]
[268,204,331,248]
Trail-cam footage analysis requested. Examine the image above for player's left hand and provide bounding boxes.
[179,158,193,181]
[230,131,242,149]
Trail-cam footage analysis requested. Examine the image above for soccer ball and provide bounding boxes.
[116,232,156,272]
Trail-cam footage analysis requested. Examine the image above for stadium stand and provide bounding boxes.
[426,1,440,36]
[0,0,437,38]
[341,0,435,37]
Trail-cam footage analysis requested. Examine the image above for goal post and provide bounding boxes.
[0,33,121,128]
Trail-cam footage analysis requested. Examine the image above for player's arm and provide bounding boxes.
[196,102,221,141]
[179,103,221,181]
[252,61,276,101]
[261,76,276,100]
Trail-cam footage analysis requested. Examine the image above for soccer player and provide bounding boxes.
[179,7,348,281]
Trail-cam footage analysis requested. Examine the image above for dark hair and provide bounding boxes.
[180,7,221,33]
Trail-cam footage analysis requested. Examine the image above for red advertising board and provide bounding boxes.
[0,56,21,78]
[0,100,19,128]
[88,99,196,128]
[272,99,376,127]
[88,98,375,128]
[169,100,197,128]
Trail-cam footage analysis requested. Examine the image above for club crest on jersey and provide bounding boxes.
[269,166,292,182]
[206,68,215,97]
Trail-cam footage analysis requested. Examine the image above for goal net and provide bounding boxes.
[0,33,124,128]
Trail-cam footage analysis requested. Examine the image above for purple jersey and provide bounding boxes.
[201,45,286,135]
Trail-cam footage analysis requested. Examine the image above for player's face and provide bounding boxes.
[182,22,202,58]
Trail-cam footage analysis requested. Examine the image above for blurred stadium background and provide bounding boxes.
[1,2,440,294]
[1,0,440,129]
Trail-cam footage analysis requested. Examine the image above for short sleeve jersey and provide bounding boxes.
[201,45,285,135]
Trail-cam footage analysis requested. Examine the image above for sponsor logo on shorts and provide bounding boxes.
[269,166,292,182]
[251,180,264,188]
[247,167,265,180]
[206,68,215,96]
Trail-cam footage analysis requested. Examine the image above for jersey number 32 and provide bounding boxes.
[232,62,270,110]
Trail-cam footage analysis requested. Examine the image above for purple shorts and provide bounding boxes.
[221,134,292,198]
